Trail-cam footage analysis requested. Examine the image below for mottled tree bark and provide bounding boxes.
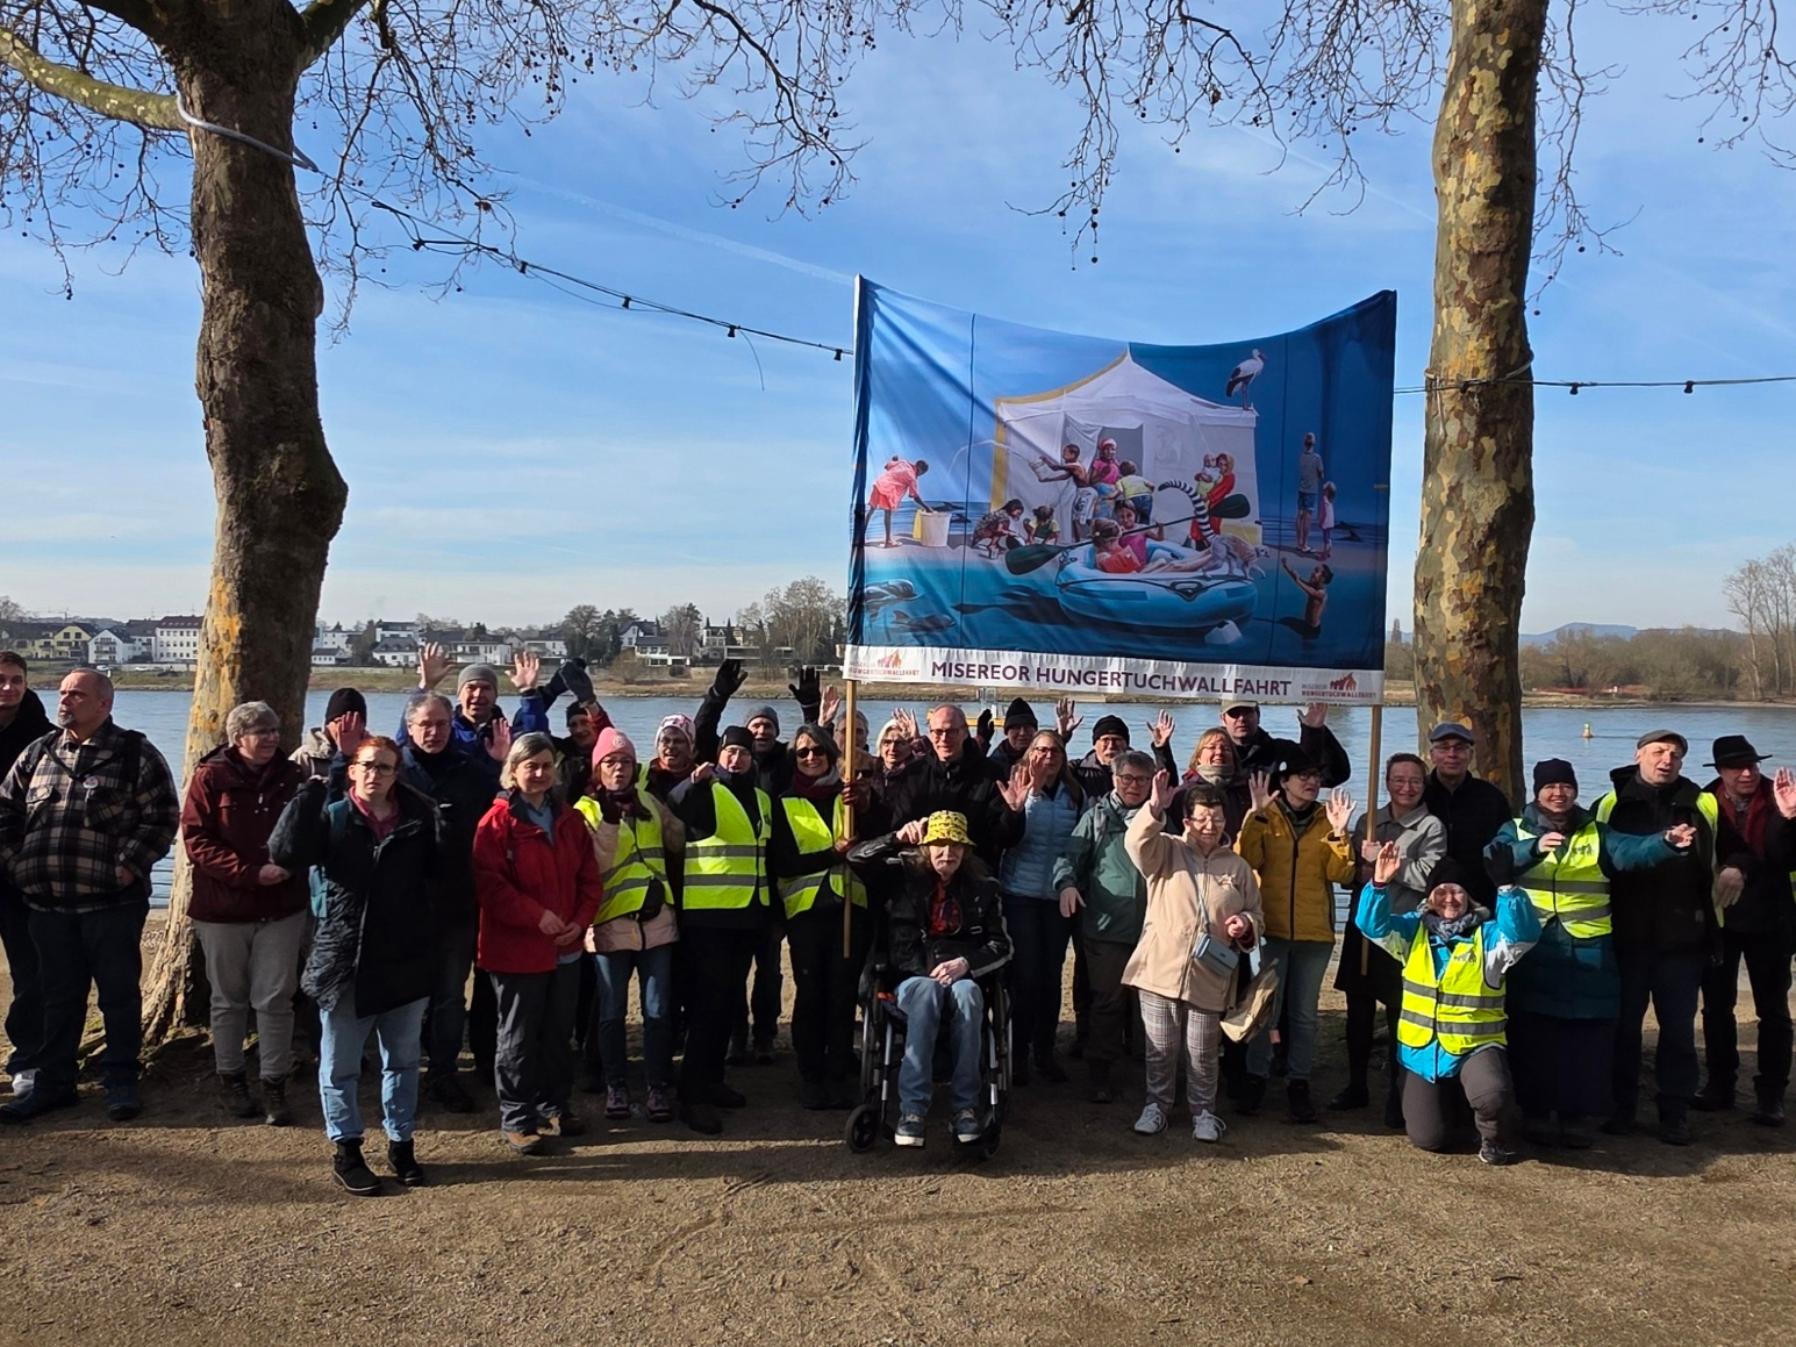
[143,4,348,1043]
[1411,0,1546,806]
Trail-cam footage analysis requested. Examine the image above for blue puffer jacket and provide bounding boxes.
[1000,782,1082,901]
[1355,883,1541,1084]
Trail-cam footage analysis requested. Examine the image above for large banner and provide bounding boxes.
[843,280,1395,704]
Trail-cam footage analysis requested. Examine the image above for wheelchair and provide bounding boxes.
[843,922,1012,1158]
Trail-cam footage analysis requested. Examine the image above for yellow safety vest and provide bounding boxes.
[1397,923,1506,1055]
[776,795,867,920]
[1514,817,1611,939]
[1593,788,1722,922]
[573,790,668,925]
[684,781,772,911]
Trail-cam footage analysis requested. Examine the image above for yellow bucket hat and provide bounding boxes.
[920,811,972,847]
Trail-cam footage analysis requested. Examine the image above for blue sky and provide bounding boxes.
[2,3,1791,635]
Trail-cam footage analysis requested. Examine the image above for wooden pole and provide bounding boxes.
[841,678,859,958]
[1359,703,1384,976]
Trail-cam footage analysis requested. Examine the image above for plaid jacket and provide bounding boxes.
[0,719,179,909]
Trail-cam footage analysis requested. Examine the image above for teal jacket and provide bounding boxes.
[1051,791,1148,945]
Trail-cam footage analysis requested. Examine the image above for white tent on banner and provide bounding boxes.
[990,351,1262,546]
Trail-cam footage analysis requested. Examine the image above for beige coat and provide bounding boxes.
[1121,803,1263,1013]
[579,794,684,954]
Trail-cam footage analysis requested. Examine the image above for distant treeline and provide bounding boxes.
[1727,545,1796,700]
[1387,626,1751,701]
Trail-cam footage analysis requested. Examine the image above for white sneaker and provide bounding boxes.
[1191,1110,1227,1143]
[1132,1102,1168,1135]
[10,1070,35,1098]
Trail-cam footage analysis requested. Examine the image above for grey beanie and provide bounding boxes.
[746,705,780,735]
[457,663,500,692]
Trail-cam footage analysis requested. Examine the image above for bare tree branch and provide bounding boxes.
[296,0,377,73]
[0,22,177,126]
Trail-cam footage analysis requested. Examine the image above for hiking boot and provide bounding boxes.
[1478,1141,1520,1167]
[1285,1080,1317,1125]
[0,1085,79,1124]
[645,1084,675,1123]
[952,1108,983,1143]
[501,1129,544,1155]
[104,1081,142,1123]
[1658,1114,1693,1147]
[800,1079,832,1111]
[1752,1092,1786,1127]
[332,1141,382,1196]
[603,1085,632,1120]
[388,1139,426,1187]
[218,1071,258,1119]
[1191,1110,1228,1143]
[261,1075,293,1127]
[425,1071,476,1114]
[711,1082,747,1109]
[681,1101,722,1135]
[894,1112,926,1148]
[1690,1078,1736,1112]
[1132,1102,1168,1136]
[1236,1075,1268,1116]
[1327,1083,1370,1111]
[544,1107,586,1137]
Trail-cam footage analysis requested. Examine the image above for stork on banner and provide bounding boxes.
[843,280,1396,704]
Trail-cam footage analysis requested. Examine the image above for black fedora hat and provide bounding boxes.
[1707,735,1770,769]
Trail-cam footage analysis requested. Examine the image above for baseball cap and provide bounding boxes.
[1429,722,1475,744]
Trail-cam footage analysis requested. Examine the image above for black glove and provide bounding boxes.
[713,658,748,697]
[976,709,994,748]
[636,878,668,924]
[538,666,568,704]
[560,658,596,707]
[788,665,820,707]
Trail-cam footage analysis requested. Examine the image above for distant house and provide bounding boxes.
[519,637,568,659]
[376,622,420,644]
[154,615,204,665]
[88,628,143,666]
[370,637,417,668]
[310,646,348,668]
[314,623,353,653]
[621,622,669,656]
[452,640,512,666]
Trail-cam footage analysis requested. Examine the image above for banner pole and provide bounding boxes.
[841,678,859,958]
[1359,703,1383,977]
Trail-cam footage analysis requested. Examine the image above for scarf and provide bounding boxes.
[1422,909,1481,941]
[1278,796,1320,830]
[790,767,842,804]
[1193,764,1235,786]
[1717,784,1770,857]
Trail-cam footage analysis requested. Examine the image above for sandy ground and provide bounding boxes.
[2,922,1794,1347]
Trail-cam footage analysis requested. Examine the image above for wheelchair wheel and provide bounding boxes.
[845,1103,880,1153]
[978,1120,1002,1159]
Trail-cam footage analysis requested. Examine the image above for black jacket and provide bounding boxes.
[1423,771,1513,907]
[1233,722,1351,786]
[270,779,443,1016]
[692,671,821,795]
[848,832,1011,980]
[0,691,52,779]
[1705,776,1796,937]
[1070,742,1177,802]
[1601,767,1718,955]
[865,749,1023,867]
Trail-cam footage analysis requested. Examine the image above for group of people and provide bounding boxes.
[0,643,1789,1192]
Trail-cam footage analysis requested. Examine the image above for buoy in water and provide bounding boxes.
[1581,723,1594,739]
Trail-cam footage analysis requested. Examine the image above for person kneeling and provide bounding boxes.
[850,811,1012,1148]
[1357,849,1541,1165]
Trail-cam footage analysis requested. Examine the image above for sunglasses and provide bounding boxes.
[794,745,830,759]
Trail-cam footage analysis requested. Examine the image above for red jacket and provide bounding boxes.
[181,747,308,924]
[473,792,604,974]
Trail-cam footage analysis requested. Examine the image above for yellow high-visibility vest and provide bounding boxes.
[776,794,867,920]
[1514,817,1611,939]
[1397,923,1506,1055]
[574,790,667,924]
[684,781,772,911]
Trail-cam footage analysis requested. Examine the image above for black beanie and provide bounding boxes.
[720,725,755,754]
[1092,714,1129,743]
[324,687,367,724]
[1005,697,1038,728]
[1532,758,1577,794]
[1423,857,1470,896]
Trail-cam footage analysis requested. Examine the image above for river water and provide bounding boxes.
[113,689,1796,905]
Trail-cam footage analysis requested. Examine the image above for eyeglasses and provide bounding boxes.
[352,761,398,776]
[1115,774,1151,786]
[239,727,281,740]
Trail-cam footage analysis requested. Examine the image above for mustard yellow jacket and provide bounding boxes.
[1236,801,1356,942]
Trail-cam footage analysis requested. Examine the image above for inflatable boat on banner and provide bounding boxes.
[1055,541,1256,642]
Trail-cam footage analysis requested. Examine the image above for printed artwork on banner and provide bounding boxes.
[844,279,1395,703]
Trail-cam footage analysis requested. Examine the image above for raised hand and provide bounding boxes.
[1299,702,1328,729]
[1149,768,1176,817]
[1664,822,1696,850]
[819,685,843,726]
[976,708,995,745]
[510,650,541,693]
[789,665,821,706]
[997,762,1033,812]
[334,711,367,760]
[1056,697,1082,738]
[1247,770,1274,814]
[1776,768,1796,820]
[417,641,451,690]
[1372,840,1402,887]
[689,762,716,786]
[716,658,748,696]
[1148,710,1175,748]
[893,708,918,742]
[897,818,928,846]
[1325,788,1356,835]
[486,716,512,763]
[1537,831,1567,854]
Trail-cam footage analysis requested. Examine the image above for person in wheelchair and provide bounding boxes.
[849,810,1012,1148]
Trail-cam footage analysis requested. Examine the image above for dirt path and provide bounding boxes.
[2,942,1793,1347]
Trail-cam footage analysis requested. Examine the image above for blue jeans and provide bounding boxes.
[1246,938,1335,1083]
[318,995,427,1143]
[593,945,675,1089]
[895,976,984,1115]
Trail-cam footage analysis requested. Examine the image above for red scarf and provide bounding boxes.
[1718,783,1770,857]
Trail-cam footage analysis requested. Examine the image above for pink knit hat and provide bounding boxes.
[592,727,638,769]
